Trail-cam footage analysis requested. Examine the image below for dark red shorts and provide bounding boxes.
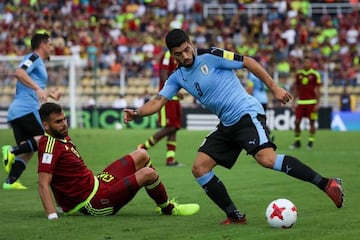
[84,155,141,215]
[158,100,181,128]
[295,104,318,121]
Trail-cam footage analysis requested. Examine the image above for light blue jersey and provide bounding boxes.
[160,48,265,126]
[248,72,268,105]
[8,53,47,121]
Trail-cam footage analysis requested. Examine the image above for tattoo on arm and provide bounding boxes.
[155,94,162,100]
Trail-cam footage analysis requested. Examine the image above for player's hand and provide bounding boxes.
[314,103,320,111]
[123,109,139,124]
[177,92,184,100]
[36,88,48,103]
[272,86,292,106]
[48,88,62,101]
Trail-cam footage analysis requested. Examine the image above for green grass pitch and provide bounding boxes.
[0,129,359,240]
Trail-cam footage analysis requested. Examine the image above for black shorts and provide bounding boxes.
[198,114,276,169]
[9,112,44,144]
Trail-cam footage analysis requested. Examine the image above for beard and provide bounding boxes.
[49,128,68,139]
[182,55,195,68]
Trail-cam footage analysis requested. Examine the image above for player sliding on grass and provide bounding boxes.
[37,102,199,220]
[123,29,344,225]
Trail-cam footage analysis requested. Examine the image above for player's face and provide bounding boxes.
[303,58,311,69]
[42,39,54,59]
[171,41,195,68]
[43,111,68,138]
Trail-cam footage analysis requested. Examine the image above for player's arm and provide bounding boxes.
[204,48,291,105]
[314,71,322,111]
[15,67,47,103]
[243,56,292,105]
[314,85,321,111]
[123,94,168,123]
[290,82,298,111]
[38,172,58,220]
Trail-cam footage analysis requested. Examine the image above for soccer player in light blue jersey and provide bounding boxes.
[123,29,344,224]
[245,70,275,141]
[246,71,269,111]
[2,33,61,190]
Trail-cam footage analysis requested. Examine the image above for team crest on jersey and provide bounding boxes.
[200,64,209,75]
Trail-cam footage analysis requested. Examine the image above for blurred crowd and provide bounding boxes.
[0,0,359,88]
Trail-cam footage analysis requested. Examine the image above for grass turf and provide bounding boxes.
[0,129,359,240]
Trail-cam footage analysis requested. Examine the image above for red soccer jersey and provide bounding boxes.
[38,134,95,212]
[159,50,177,91]
[294,68,321,100]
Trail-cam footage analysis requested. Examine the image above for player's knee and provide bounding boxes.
[192,161,211,178]
[141,167,158,183]
[254,149,276,168]
[136,148,150,162]
[192,154,217,177]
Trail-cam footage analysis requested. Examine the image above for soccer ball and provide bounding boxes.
[114,122,123,130]
[265,198,297,228]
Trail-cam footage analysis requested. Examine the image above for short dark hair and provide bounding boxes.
[31,33,50,51]
[39,102,63,122]
[165,29,190,50]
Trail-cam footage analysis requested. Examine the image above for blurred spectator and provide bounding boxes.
[112,94,128,109]
[133,90,151,108]
[0,0,359,96]
[339,87,355,111]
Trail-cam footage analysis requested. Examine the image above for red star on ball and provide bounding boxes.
[270,203,285,220]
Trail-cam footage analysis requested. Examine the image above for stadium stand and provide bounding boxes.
[0,1,359,110]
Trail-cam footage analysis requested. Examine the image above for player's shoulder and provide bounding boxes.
[20,53,40,70]
[197,47,243,62]
[39,134,64,153]
[22,52,39,62]
[197,47,223,57]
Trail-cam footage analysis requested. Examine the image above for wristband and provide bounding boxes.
[48,213,58,220]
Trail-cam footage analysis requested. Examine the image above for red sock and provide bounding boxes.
[166,141,176,164]
[145,178,168,204]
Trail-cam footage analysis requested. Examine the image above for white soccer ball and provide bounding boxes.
[114,122,123,130]
[265,198,297,228]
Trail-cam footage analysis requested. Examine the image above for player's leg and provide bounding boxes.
[251,113,344,209]
[3,113,43,189]
[165,100,182,166]
[138,127,175,150]
[165,130,176,165]
[255,148,343,208]
[290,106,302,149]
[307,105,318,149]
[131,149,197,214]
[193,152,246,224]
[5,113,43,157]
[245,114,343,208]
[128,149,170,208]
[194,125,246,224]
[102,149,199,215]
